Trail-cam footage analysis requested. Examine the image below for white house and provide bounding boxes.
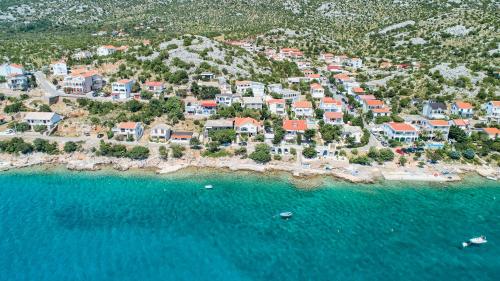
[281,89,301,102]
[150,124,171,141]
[267,99,286,116]
[235,81,264,97]
[144,81,164,94]
[362,99,386,113]
[185,99,217,116]
[383,122,419,143]
[323,112,344,125]
[51,61,68,76]
[292,101,314,118]
[63,70,103,94]
[242,97,263,110]
[484,101,500,123]
[423,119,450,140]
[422,102,447,119]
[7,74,28,91]
[113,122,144,141]
[451,101,473,118]
[72,51,92,60]
[319,97,342,112]
[310,83,325,99]
[0,63,24,77]
[234,117,261,136]
[267,83,283,94]
[348,58,363,68]
[24,112,62,132]
[372,107,391,117]
[449,119,471,134]
[112,79,134,99]
[97,45,117,56]
[170,131,194,144]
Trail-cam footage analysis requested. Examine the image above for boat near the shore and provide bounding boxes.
[204,185,213,189]
[280,212,293,219]
[462,236,487,248]
[486,176,497,181]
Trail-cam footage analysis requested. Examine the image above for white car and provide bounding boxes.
[0,129,15,136]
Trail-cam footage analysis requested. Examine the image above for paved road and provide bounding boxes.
[34,71,62,97]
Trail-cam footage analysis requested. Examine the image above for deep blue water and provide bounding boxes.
[0,168,499,281]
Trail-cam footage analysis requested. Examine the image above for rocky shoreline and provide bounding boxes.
[0,152,499,185]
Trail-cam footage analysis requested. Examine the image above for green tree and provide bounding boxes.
[159,145,168,160]
[170,144,185,158]
[64,141,78,153]
[127,146,150,160]
[249,144,271,163]
[302,146,318,159]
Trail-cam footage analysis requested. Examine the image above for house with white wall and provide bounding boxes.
[451,101,473,118]
[319,97,342,113]
[383,122,419,143]
[0,63,24,77]
[323,112,344,125]
[234,117,261,136]
[63,70,103,94]
[267,99,286,116]
[485,101,500,123]
[112,79,135,99]
[51,60,68,76]
[113,122,144,141]
[24,112,62,132]
[310,83,325,99]
[292,101,313,118]
[423,119,450,140]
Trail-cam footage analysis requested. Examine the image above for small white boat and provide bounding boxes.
[486,176,497,181]
[462,236,487,248]
[204,185,213,189]
[280,212,293,219]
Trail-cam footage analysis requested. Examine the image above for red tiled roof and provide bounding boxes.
[235,117,260,127]
[201,100,217,107]
[308,74,321,79]
[454,101,472,109]
[10,63,24,69]
[324,112,343,119]
[386,122,417,132]
[118,122,139,130]
[327,65,342,71]
[283,120,307,131]
[333,73,350,81]
[117,79,132,84]
[293,101,312,108]
[490,101,500,107]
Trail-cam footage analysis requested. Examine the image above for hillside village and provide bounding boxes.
[0,32,499,178]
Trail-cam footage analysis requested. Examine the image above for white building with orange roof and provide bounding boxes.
[112,79,135,99]
[0,63,24,77]
[234,117,261,135]
[323,112,344,125]
[480,128,500,139]
[310,83,325,99]
[320,53,334,63]
[97,45,117,56]
[484,101,500,123]
[144,81,165,94]
[283,119,308,141]
[307,73,321,83]
[267,99,286,116]
[349,86,365,96]
[292,101,313,118]
[362,99,386,113]
[319,97,342,112]
[423,119,450,140]
[112,122,144,140]
[372,107,391,118]
[450,119,471,134]
[451,101,474,118]
[383,122,419,143]
[51,60,68,76]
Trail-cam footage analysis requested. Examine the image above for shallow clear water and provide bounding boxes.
[0,168,499,281]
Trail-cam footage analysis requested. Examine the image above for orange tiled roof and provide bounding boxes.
[310,83,323,90]
[358,94,376,101]
[490,101,500,107]
[283,120,307,131]
[387,122,416,132]
[454,101,472,109]
[482,128,500,135]
[452,119,469,126]
[322,97,341,105]
[293,101,312,108]
[267,99,285,104]
[372,107,391,113]
[428,120,450,126]
[118,122,139,129]
[324,112,343,119]
[366,99,385,106]
[145,81,163,87]
[201,100,217,107]
[235,117,260,127]
[353,87,364,93]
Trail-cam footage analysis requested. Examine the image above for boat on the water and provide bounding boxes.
[462,236,487,248]
[486,176,497,181]
[204,185,213,189]
[280,212,293,219]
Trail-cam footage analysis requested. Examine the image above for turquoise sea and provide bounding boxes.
[0,168,498,281]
